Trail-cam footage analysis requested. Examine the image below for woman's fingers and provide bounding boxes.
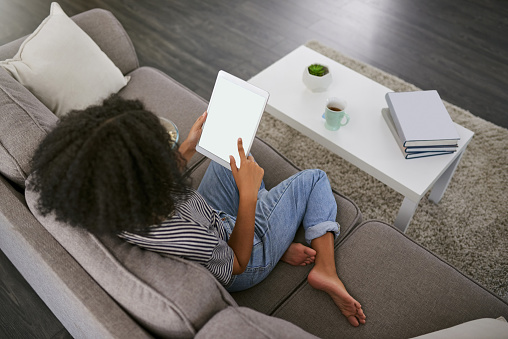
[229,155,238,173]
[236,138,247,162]
[229,138,264,200]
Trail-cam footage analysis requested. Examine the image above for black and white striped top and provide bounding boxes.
[118,190,234,286]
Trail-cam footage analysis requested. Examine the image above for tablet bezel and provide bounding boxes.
[196,70,269,170]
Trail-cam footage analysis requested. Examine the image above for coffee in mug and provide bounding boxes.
[324,98,349,131]
[327,105,343,112]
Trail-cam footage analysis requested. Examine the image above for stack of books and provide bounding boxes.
[383,90,460,159]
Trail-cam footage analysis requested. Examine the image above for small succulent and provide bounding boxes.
[307,64,329,77]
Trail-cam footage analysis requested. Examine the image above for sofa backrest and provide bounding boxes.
[0,67,57,187]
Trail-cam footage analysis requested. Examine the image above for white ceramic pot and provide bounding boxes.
[302,66,333,92]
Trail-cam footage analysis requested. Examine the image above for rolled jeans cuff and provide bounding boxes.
[305,221,340,245]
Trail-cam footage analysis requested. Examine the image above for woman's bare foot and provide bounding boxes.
[307,266,366,326]
[281,243,316,266]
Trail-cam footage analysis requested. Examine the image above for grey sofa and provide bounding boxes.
[1,8,507,339]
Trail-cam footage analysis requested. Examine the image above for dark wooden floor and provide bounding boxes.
[1,0,507,337]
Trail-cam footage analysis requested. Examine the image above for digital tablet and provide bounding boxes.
[196,70,269,170]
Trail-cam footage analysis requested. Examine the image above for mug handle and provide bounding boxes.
[340,113,350,126]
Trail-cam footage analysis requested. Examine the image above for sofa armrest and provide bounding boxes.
[0,175,151,339]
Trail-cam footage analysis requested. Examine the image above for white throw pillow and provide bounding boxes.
[0,2,129,117]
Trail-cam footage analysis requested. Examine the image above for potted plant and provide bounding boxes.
[302,63,333,92]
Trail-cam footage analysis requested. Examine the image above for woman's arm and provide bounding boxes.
[228,138,264,274]
[178,111,207,165]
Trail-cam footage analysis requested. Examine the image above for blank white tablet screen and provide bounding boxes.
[199,75,266,167]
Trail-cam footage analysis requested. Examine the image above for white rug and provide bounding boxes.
[256,40,508,301]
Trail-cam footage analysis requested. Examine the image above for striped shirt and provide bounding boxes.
[118,190,234,286]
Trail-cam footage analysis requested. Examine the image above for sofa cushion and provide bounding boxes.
[195,306,319,339]
[0,2,128,117]
[271,220,508,339]
[25,187,237,338]
[410,317,508,339]
[0,67,57,187]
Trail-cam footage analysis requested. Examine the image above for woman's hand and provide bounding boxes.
[228,138,264,275]
[229,138,264,202]
[186,111,207,149]
[178,111,207,165]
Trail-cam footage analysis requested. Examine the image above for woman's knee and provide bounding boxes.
[301,168,329,183]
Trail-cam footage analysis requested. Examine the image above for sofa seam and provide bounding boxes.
[266,267,313,316]
[0,140,26,180]
[269,278,310,318]
[0,84,51,134]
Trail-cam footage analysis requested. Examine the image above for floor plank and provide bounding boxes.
[0,250,67,338]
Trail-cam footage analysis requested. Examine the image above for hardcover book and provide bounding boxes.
[382,108,455,159]
[385,90,460,147]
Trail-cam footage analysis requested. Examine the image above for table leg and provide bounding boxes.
[394,197,419,233]
[394,150,466,233]
[429,150,465,204]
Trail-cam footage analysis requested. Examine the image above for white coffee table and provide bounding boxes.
[248,45,474,233]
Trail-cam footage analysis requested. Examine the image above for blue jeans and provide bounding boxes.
[197,161,339,292]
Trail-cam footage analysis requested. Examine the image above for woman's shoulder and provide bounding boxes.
[177,189,215,216]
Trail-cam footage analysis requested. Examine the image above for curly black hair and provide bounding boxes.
[28,94,190,234]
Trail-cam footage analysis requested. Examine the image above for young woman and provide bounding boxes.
[29,95,366,326]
